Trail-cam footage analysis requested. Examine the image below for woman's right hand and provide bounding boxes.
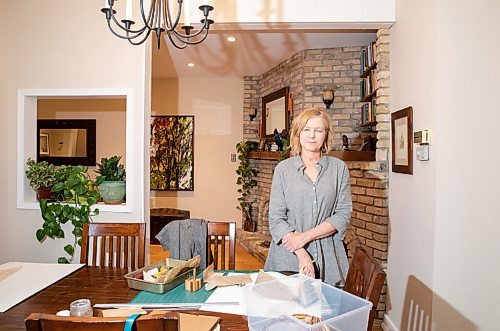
[295,248,315,278]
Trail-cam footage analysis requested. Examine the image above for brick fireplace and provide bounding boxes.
[236,29,390,324]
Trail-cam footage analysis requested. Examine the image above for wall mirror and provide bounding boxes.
[37,119,96,166]
[262,86,289,140]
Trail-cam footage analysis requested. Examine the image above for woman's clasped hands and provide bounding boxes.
[282,231,309,253]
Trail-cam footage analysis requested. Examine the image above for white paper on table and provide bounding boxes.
[0,262,84,312]
[245,276,323,318]
[200,271,286,315]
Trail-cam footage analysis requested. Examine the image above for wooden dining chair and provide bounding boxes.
[25,312,177,331]
[80,222,146,270]
[207,222,236,270]
[344,246,386,331]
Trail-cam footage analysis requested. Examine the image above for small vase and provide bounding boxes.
[36,186,53,201]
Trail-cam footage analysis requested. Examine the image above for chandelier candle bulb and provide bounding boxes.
[125,0,132,20]
[184,0,191,26]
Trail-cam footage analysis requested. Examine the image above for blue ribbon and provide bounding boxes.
[124,314,142,331]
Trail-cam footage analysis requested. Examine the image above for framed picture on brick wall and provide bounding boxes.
[391,107,413,174]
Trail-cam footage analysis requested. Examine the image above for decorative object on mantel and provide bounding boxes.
[342,135,350,151]
[101,0,214,49]
[235,141,259,232]
[95,156,126,204]
[322,88,335,109]
[391,106,413,174]
[273,129,283,151]
[36,165,101,263]
[150,116,194,191]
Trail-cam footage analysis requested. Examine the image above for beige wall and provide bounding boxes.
[0,0,147,263]
[150,77,243,226]
[389,0,500,329]
[37,98,127,179]
[152,78,178,114]
[0,0,9,262]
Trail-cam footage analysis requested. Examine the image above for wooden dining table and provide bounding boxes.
[0,266,249,330]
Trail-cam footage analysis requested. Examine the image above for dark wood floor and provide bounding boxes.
[149,243,264,270]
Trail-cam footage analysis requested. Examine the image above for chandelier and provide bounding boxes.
[101,0,214,49]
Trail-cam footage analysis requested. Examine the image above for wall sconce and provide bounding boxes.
[249,108,257,121]
[322,88,335,109]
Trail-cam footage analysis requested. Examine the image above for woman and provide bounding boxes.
[264,108,352,287]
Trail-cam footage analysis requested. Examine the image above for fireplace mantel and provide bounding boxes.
[248,150,375,162]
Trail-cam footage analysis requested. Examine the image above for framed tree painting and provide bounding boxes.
[391,107,413,174]
[150,116,194,190]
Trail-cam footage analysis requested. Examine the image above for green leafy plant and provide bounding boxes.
[95,156,125,182]
[25,158,57,190]
[37,165,100,264]
[235,141,259,222]
[279,138,291,161]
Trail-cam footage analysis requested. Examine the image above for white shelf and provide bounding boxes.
[18,200,133,213]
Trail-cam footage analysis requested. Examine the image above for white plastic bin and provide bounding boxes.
[245,274,372,331]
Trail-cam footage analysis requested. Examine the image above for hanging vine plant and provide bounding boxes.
[235,141,259,231]
[36,165,101,263]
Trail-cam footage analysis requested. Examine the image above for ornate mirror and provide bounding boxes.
[261,87,289,140]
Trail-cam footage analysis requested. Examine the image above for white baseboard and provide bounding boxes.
[381,314,398,331]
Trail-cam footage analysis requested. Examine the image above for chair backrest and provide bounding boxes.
[344,246,386,331]
[80,222,145,270]
[25,313,177,331]
[207,222,235,270]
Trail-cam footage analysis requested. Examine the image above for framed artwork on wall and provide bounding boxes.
[391,106,413,174]
[150,115,194,191]
[39,133,50,156]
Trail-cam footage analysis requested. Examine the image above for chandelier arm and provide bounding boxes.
[106,19,149,40]
[167,31,187,49]
[172,26,210,45]
[139,0,157,30]
[127,29,154,45]
[163,0,183,32]
[109,13,150,34]
[171,24,208,39]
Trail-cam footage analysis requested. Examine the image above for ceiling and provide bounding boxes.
[152,30,377,79]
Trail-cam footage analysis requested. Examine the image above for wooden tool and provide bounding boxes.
[185,277,202,292]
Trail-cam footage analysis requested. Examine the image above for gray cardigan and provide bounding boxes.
[264,155,352,287]
[155,218,209,269]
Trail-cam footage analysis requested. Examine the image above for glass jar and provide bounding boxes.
[69,298,92,317]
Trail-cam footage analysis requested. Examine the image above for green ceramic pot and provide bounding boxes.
[98,181,126,204]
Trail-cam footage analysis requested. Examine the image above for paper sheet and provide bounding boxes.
[0,262,84,312]
[200,271,286,315]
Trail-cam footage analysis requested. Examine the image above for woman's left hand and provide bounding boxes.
[282,231,309,252]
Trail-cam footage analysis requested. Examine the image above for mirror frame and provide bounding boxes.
[37,119,97,166]
[261,86,289,140]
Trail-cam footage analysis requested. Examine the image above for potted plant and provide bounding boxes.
[37,165,100,263]
[95,156,126,204]
[235,141,259,232]
[25,158,57,200]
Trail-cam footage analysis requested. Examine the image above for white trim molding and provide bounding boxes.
[17,88,135,213]
[382,314,399,331]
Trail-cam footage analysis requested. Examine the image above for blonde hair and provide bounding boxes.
[290,108,334,156]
